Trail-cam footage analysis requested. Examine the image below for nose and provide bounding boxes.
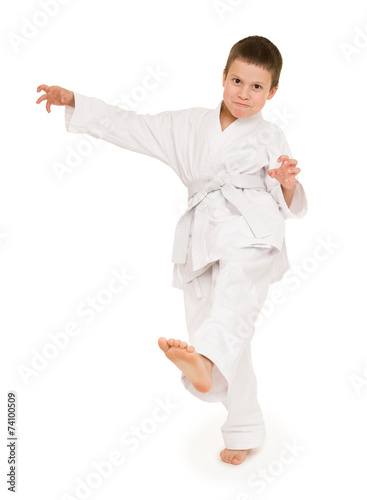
[238,86,250,100]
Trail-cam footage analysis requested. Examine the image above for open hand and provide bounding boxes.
[267,155,300,189]
[36,85,74,113]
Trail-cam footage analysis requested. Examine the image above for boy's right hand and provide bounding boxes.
[36,85,75,113]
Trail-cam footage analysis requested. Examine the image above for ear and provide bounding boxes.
[267,85,279,101]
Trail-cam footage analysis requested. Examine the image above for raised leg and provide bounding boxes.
[157,337,214,393]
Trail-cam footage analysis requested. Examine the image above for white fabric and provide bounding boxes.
[182,244,275,449]
[65,94,308,291]
[64,93,308,450]
[172,171,271,265]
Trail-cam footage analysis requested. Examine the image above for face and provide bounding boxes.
[222,58,278,119]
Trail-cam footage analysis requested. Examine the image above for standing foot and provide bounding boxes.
[158,337,213,393]
[220,448,250,465]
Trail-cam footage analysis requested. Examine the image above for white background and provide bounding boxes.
[1,0,367,499]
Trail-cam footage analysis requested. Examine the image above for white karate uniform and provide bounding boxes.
[182,245,275,449]
[65,94,308,449]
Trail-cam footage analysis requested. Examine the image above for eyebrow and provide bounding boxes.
[231,74,266,84]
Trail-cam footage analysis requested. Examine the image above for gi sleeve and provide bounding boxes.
[264,127,308,219]
[64,92,186,178]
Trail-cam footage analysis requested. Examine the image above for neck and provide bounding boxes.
[220,102,237,131]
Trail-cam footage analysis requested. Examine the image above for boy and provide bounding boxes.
[36,35,307,466]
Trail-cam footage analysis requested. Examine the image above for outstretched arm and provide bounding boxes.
[35,83,170,164]
[35,84,190,178]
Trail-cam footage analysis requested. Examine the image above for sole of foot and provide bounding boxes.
[158,337,213,393]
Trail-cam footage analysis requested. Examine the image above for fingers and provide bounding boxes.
[36,85,51,111]
[37,84,50,92]
[267,168,278,177]
[36,84,53,112]
[277,157,300,176]
[269,166,300,176]
[287,167,301,175]
[282,166,301,185]
[278,156,298,172]
[35,93,52,112]
[268,165,301,184]
[277,155,289,163]
[279,158,298,167]
[286,159,298,168]
[36,94,48,104]
[36,85,69,112]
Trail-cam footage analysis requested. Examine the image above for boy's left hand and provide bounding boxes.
[267,155,301,190]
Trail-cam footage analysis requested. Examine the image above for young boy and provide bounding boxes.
[36,35,307,466]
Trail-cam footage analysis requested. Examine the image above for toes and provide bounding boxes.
[220,449,247,465]
[162,338,193,352]
[166,338,191,349]
[157,337,169,352]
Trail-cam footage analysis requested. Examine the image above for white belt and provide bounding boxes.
[171,171,271,265]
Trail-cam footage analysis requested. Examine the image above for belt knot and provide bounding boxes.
[187,171,231,201]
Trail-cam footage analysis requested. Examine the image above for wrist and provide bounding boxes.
[69,91,75,108]
[281,182,296,191]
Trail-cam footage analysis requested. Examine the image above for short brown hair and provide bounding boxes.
[224,35,283,91]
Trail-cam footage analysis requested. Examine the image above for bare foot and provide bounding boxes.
[158,337,213,393]
[220,448,250,465]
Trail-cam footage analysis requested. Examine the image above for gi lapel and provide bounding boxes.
[202,101,264,178]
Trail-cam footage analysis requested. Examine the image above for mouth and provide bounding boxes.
[234,102,250,108]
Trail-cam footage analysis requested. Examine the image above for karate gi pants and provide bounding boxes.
[181,245,275,450]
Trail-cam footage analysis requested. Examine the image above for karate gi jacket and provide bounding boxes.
[65,94,308,290]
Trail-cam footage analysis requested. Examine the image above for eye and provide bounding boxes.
[233,78,241,84]
[253,84,262,90]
